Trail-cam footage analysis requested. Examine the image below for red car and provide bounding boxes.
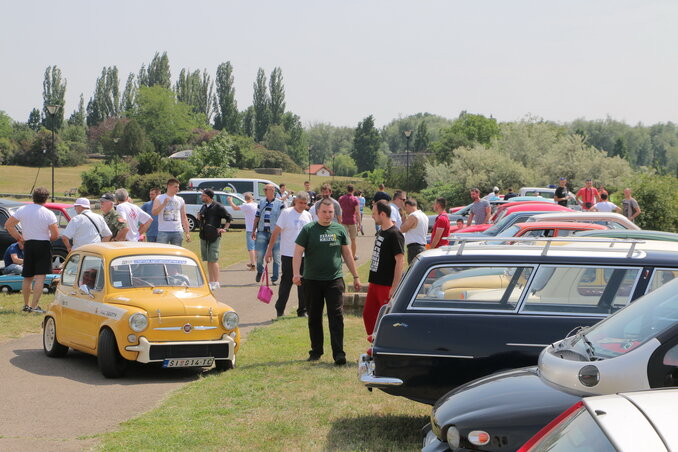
[497,221,608,242]
[458,203,572,234]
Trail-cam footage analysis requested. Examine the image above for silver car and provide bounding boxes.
[177,191,245,231]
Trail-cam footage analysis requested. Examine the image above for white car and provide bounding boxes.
[519,388,678,451]
[177,191,246,231]
[527,211,640,230]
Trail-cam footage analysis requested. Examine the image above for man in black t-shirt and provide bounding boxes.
[363,200,405,336]
[197,189,232,289]
[554,177,570,207]
[373,183,391,203]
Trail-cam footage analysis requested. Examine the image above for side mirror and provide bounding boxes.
[79,284,94,298]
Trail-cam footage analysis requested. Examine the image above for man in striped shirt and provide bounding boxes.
[251,184,284,284]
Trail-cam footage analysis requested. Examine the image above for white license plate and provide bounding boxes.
[163,357,214,368]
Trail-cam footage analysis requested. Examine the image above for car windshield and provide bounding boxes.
[573,278,678,359]
[109,255,203,289]
[496,224,521,238]
[66,206,77,220]
[528,405,615,452]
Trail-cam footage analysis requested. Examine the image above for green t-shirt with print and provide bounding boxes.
[295,221,349,281]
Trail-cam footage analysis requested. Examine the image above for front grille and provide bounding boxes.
[149,343,229,360]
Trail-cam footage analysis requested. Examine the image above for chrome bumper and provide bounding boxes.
[125,334,236,364]
[422,427,449,452]
[358,353,403,388]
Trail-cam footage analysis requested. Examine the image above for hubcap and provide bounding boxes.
[45,318,56,350]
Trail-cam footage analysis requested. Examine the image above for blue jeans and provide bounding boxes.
[157,231,183,246]
[255,230,280,281]
[246,230,255,251]
[3,264,23,275]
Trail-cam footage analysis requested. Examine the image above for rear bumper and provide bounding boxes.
[358,353,403,388]
[126,334,236,364]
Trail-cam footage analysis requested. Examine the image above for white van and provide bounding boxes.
[187,178,280,201]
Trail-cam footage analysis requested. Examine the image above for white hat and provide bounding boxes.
[74,198,91,209]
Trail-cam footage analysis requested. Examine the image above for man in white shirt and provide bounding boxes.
[400,198,429,264]
[61,198,112,252]
[389,190,406,228]
[151,178,191,246]
[114,188,153,242]
[592,193,621,213]
[227,192,258,270]
[5,187,59,313]
[265,191,312,317]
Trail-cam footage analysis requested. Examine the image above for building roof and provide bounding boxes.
[309,164,333,175]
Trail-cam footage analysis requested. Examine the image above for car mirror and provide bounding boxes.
[79,284,94,298]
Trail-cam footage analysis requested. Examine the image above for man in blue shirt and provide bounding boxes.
[141,187,160,242]
[3,242,24,275]
[251,184,284,284]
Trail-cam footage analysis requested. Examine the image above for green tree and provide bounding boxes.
[413,120,430,152]
[381,113,453,153]
[188,131,236,177]
[87,66,120,126]
[269,67,285,125]
[175,68,214,121]
[432,112,500,163]
[132,85,203,155]
[241,106,255,138]
[629,172,678,232]
[214,62,239,133]
[253,68,270,142]
[281,112,306,164]
[120,120,154,156]
[263,124,288,153]
[352,115,381,172]
[121,73,137,114]
[68,94,86,126]
[331,154,357,176]
[27,108,42,131]
[139,52,171,89]
[42,65,67,130]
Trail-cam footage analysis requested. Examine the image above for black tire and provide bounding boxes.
[97,328,128,378]
[43,316,68,357]
[1,285,11,294]
[187,215,197,232]
[214,354,236,371]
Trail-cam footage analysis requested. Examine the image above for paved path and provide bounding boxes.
[0,217,377,451]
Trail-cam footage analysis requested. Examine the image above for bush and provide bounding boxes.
[420,182,469,212]
[256,148,301,173]
[629,172,678,232]
[79,160,131,196]
[129,172,174,201]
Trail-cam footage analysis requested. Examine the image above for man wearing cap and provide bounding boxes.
[100,193,129,241]
[61,198,113,252]
[554,177,570,207]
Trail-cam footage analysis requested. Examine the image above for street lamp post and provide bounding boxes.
[46,105,61,202]
[112,137,120,183]
[404,130,413,184]
[307,145,313,182]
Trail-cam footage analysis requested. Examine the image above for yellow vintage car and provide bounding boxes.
[42,242,240,378]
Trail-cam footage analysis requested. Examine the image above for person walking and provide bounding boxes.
[622,188,641,223]
[304,181,317,206]
[141,187,160,242]
[60,198,112,252]
[467,188,491,226]
[152,178,191,246]
[356,190,366,235]
[309,184,342,223]
[3,241,23,275]
[338,184,361,260]
[363,200,404,336]
[554,177,570,207]
[389,190,406,228]
[431,197,451,249]
[252,184,284,284]
[4,187,58,313]
[592,193,621,213]
[114,189,153,242]
[100,193,129,241]
[293,198,361,365]
[197,189,232,290]
[227,192,258,270]
[265,191,312,317]
[400,198,428,264]
[576,179,601,211]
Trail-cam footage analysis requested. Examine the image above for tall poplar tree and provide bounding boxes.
[138,52,171,89]
[121,73,137,114]
[352,115,381,172]
[175,68,214,121]
[252,68,270,142]
[414,120,430,152]
[269,67,285,125]
[86,66,120,126]
[27,108,42,131]
[214,61,239,133]
[42,65,67,130]
[68,94,86,126]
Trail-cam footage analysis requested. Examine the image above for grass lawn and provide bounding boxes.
[0,292,51,340]
[98,315,428,451]
[0,163,94,196]
[234,169,356,193]
[184,229,248,269]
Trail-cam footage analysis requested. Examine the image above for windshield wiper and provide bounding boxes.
[581,332,599,361]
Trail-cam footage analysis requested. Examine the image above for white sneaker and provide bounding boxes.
[209,282,221,290]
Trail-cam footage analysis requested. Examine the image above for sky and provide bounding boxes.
[1,0,677,128]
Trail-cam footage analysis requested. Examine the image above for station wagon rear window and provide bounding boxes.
[109,255,203,288]
[412,265,534,310]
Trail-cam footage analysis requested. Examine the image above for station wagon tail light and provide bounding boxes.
[446,426,460,448]
[222,311,239,330]
[468,430,490,446]
[578,365,600,387]
[129,313,148,332]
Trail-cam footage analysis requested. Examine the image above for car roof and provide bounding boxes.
[514,221,608,230]
[73,242,201,259]
[529,212,641,230]
[575,229,678,241]
[178,190,244,199]
[585,388,678,449]
[503,203,570,214]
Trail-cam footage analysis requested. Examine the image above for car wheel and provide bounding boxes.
[187,215,197,232]
[214,356,235,371]
[52,250,67,270]
[1,285,11,294]
[43,317,68,357]
[97,328,128,378]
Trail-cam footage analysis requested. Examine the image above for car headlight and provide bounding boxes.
[446,426,460,448]
[128,313,148,332]
[222,311,239,330]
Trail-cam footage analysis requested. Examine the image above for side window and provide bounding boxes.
[61,255,81,287]
[0,211,7,230]
[524,229,549,238]
[232,182,251,194]
[257,182,267,198]
[181,194,199,205]
[412,266,533,310]
[646,269,678,294]
[521,266,640,314]
[230,196,243,206]
[556,229,576,237]
[51,209,68,229]
[79,256,105,292]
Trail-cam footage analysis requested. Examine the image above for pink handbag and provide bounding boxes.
[257,265,273,304]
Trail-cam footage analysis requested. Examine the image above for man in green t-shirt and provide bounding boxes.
[293,198,361,365]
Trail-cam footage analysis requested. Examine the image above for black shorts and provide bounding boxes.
[22,240,53,277]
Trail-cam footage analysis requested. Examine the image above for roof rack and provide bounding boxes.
[450,236,646,258]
